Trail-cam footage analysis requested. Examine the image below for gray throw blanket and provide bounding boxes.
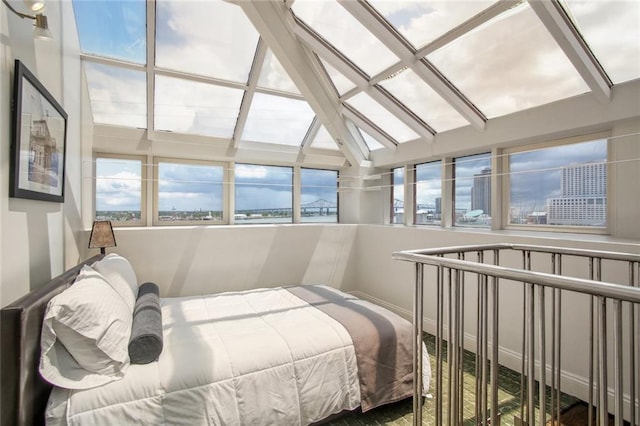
[128,282,163,364]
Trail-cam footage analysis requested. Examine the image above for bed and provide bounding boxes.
[1,253,430,425]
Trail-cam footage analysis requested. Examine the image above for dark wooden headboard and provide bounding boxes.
[1,255,103,426]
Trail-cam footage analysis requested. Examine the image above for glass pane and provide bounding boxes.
[257,49,300,94]
[319,58,357,95]
[96,157,142,223]
[156,0,259,83]
[392,167,404,224]
[454,153,491,227]
[301,169,338,223]
[235,164,293,224]
[368,0,493,50]
[84,62,146,128]
[157,161,224,222]
[379,69,469,132]
[154,75,244,138]
[292,0,400,77]
[415,161,442,225]
[241,93,315,146]
[510,139,607,227]
[310,125,340,150]
[346,93,420,143]
[561,0,640,84]
[359,127,385,151]
[427,3,589,118]
[73,0,146,63]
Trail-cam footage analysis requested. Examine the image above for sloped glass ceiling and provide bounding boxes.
[74,0,640,159]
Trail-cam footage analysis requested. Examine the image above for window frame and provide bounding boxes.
[233,162,294,225]
[94,153,147,227]
[299,167,339,224]
[502,132,610,234]
[152,157,228,226]
[452,152,492,228]
[413,160,443,226]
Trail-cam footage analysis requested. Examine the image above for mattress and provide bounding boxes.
[45,285,430,425]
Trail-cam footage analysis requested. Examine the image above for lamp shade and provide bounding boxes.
[88,221,116,254]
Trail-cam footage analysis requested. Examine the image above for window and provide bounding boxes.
[507,138,607,228]
[454,153,492,227]
[414,161,442,225]
[235,164,293,224]
[95,155,146,226]
[300,168,338,223]
[391,167,404,224]
[154,159,225,225]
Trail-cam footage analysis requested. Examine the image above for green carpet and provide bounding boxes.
[325,333,579,425]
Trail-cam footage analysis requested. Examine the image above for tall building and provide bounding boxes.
[547,162,607,226]
[471,168,491,215]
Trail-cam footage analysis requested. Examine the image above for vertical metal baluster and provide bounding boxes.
[597,294,608,426]
[629,261,637,426]
[490,249,500,426]
[482,270,489,425]
[556,254,563,424]
[451,268,460,425]
[539,285,547,425]
[613,299,623,426]
[475,252,483,424]
[436,264,444,426]
[550,254,557,424]
[413,262,424,426]
[458,254,465,425]
[588,258,595,426]
[519,251,528,423]
[526,251,535,426]
[447,266,453,426]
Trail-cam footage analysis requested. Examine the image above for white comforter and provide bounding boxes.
[46,286,429,425]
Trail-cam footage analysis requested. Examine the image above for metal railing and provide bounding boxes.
[392,243,640,426]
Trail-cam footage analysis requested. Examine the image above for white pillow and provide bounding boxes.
[39,265,132,389]
[92,253,138,312]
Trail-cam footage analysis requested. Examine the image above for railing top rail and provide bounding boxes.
[396,243,640,263]
[392,251,640,304]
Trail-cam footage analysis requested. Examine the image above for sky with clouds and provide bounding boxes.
[77,1,631,215]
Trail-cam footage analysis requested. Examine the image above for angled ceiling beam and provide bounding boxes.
[146,0,156,133]
[292,18,369,89]
[338,0,486,130]
[232,38,268,148]
[415,0,523,58]
[233,0,369,168]
[342,104,397,151]
[529,0,611,103]
[294,17,433,140]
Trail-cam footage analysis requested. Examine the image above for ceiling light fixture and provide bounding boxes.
[2,0,52,40]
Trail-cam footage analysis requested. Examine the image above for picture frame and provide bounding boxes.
[9,59,67,203]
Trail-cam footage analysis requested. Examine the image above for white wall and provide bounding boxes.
[0,1,82,307]
[80,224,360,298]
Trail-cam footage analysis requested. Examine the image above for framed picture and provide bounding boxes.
[9,59,67,202]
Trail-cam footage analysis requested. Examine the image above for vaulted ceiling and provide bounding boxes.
[74,0,640,166]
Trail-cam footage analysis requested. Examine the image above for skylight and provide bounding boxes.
[241,93,315,146]
[72,0,639,163]
[84,62,146,128]
[154,75,244,138]
[155,0,259,83]
[426,2,589,118]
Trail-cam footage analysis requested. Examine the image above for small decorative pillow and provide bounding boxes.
[92,253,139,312]
[129,282,163,364]
[39,265,132,389]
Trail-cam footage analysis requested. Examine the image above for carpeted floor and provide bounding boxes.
[325,333,581,425]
